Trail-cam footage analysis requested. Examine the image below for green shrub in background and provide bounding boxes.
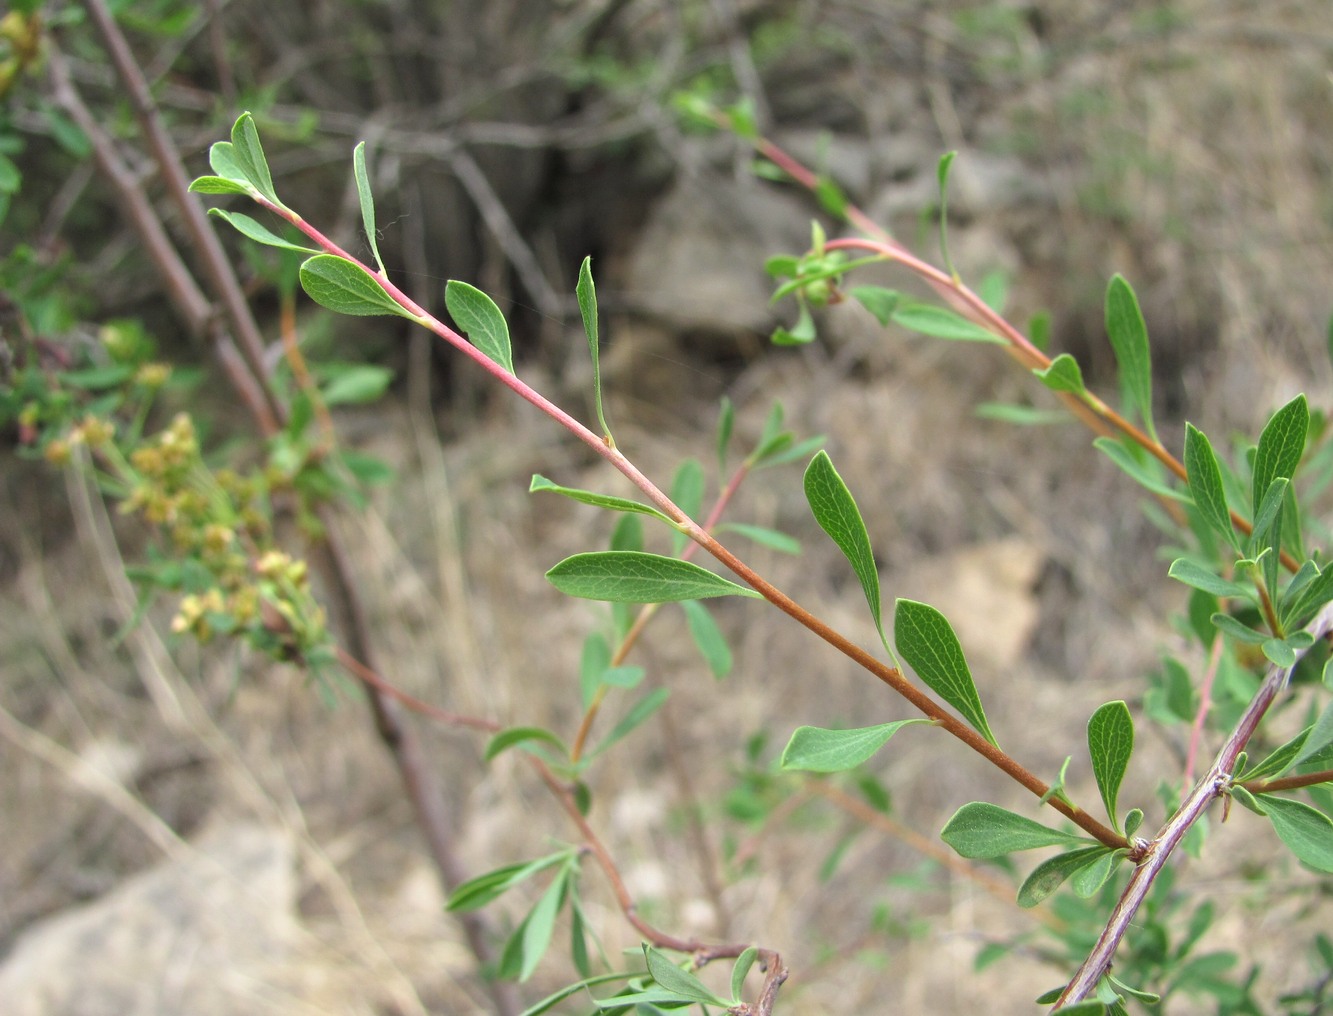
[3,4,1332,1014]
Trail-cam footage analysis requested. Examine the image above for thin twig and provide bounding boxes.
[263,186,1130,850]
[80,0,283,430]
[1058,601,1333,1004]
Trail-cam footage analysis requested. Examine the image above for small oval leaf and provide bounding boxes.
[529,474,674,525]
[644,945,731,1007]
[445,280,514,373]
[1035,353,1087,394]
[208,209,319,253]
[1260,795,1333,873]
[940,801,1086,859]
[189,175,253,195]
[1105,274,1156,441]
[849,285,900,326]
[352,141,385,275]
[1087,700,1134,829]
[485,726,568,762]
[1252,394,1309,515]
[1184,423,1238,549]
[300,254,415,318]
[230,111,279,203]
[804,450,886,647]
[1017,846,1111,908]
[892,301,1005,343]
[546,552,761,603]
[780,720,927,773]
[894,599,997,745]
[681,599,733,679]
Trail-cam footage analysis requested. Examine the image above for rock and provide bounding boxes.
[0,823,294,1016]
[624,172,812,334]
[895,538,1044,673]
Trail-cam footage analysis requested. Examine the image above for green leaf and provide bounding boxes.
[715,523,802,555]
[804,450,888,650]
[517,868,569,981]
[188,175,253,195]
[1123,809,1144,837]
[644,945,731,1006]
[321,364,394,405]
[1252,394,1309,515]
[1293,700,1333,768]
[1049,1003,1103,1016]
[1260,795,1333,872]
[1167,559,1254,601]
[230,112,279,204]
[587,688,669,759]
[849,285,900,326]
[207,209,319,253]
[772,300,816,345]
[446,852,569,911]
[1281,561,1333,629]
[599,665,645,689]
[1087,701,1133,829]
[716,396,735,471]
[1106,974,1160,1005]
[978,271,1008,313]
[337,449,394,487]
[1017,846,1112,908]
[670,458,705,554]
[1243,726,1314,781]
[936,150,958,279]
[576,256,611,438]
[580,633,611,710]
[892,301,1004,343]
[780,720,926,773]
[754,434,826,470]
[1029,310,1051,351]
[529,475,674,525]
[517,970,640,1016]
[33,102,89,158]
[1250,477,1290,549]
[1210,612,1269,645]
[300,254,415,318]
[59,364,134,389]
[1184,424,1239,550]
[1104,274,1156,441]
[1262,637,1298,668]
[485,726,568,762]
[208,140,248,187]
[0,153,17,195]
[352,141,385,275]
[609,513,644,553]
[546,551,760,603]
[681,599,732,679]
[751,402,786,460]
[445,280,514,374]
[894,599,997,745]
[941,801,1087,859]
[568,894,593,978]
[815,174,849,219]
[1070,848,1124,898]
[1035,354,1087,394]
[730,947,758,1004]
[1094,437,1188,501]
[974,403,1069,426]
